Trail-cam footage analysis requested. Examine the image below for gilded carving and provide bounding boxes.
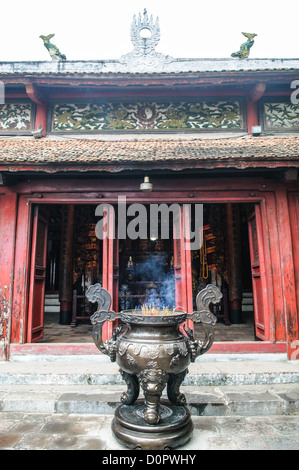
[0,103,32,132]
[263,102,299,130]
[51,100,242,132]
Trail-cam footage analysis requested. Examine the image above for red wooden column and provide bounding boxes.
[246,83,265,133]
[11,196,31,344]
[35,103,48,131]
[263,194,285,341]
[59,205,75,325]
[0,190,18,360]
[26,84,47,132]
[226,203,242,323]
[27,207,48,342]
[288,192,299,325]
[246,97,258,133]
[248,205,271,340]
[102,204,115,342]
[173,205,193,330]
[276,189,299,359]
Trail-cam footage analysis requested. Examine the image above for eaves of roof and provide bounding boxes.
[0,135,298,173]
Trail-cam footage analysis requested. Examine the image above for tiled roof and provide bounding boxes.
[0,135,298,170]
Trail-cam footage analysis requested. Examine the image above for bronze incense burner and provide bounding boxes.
[86,283,222,450]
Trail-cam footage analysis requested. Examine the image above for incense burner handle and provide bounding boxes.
[186,284,222,361]
[86,283,121,361]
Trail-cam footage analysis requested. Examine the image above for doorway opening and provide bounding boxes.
[30,202,257,344]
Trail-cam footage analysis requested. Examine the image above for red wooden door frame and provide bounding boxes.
[173,205,193,331]
[262,194,284,342]
[0,190,18,360]
[288,192,299,317]
[9,184,294,357]
[286,191,299,359]
[11,195,31,344]
[101,204,118,342]
[248,205,269,340]
[102,203,193,340]
[27,206,48,343]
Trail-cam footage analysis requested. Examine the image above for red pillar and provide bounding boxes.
[0,190,17,360]
[288,193,299,327]
[11,196,31,343]
[246,97,259,134]
[246,83,265,133]
[35,103,48,131]
[276,189,299,359]
[26,84,47,132]
[59,205,75,325]
[263,194,285,341]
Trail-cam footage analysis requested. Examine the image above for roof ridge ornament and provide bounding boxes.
[39,34,66,61]
[131,8,160,57]
[119,9,174,70]
[231,32,257,59]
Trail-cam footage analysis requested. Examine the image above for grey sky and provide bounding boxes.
[0,0,298,61]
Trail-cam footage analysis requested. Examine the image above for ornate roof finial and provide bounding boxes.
[119,9,173,70]
[129,8,161,57]
[231,32,257,59]
[39,34,66,61]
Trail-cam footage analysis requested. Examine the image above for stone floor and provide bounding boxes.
[0,412,298,450]
[40,312,256,344]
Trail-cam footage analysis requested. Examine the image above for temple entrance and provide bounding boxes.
[27,201,258,344]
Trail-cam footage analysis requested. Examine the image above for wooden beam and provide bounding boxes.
[249,82,266,103]
[25,83,45,105]
[284,168,298,181]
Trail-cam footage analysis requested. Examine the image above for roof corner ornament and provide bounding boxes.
[231,32,257,59]
[40,34,67,61]
[119,9,173,70]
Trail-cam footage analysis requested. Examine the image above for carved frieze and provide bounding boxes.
[51,100,243,133]
[262,101,299,131]
[0,103,33,133]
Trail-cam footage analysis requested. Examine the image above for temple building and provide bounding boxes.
[0,10,298,360]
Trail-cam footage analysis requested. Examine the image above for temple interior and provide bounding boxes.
[39,202,256,343]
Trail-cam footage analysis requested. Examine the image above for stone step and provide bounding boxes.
[0,383,298,417]
[44,306,60,313]
[242,305,254,311]
[242,292,253,297]
[0,358,298,387]
[44,294,60,313]
[44,298,60,306]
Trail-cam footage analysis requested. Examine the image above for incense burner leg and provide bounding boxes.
[138,369,168,425]
[167,369,188,405]
[120,369,140,405]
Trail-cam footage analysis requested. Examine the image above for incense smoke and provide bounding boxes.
[135,254,175,309]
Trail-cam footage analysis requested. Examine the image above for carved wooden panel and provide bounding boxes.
[0,103,33,133]
[51,100,244,133]
[261,100,299,131]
